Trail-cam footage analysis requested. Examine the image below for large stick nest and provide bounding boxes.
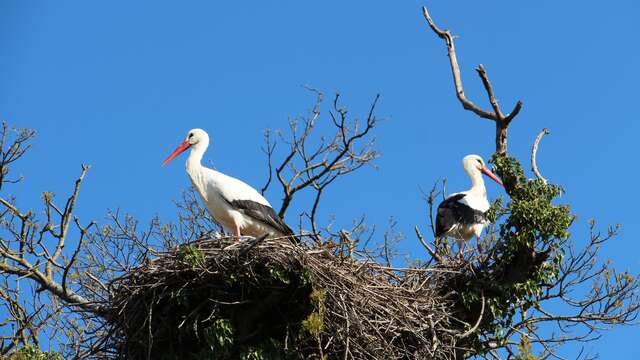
[106,237,463,359]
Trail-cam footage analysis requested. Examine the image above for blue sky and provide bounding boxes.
[1,1,639,357]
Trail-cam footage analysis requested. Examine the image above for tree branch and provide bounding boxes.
[531,128,550,184]
[272,90,379,221]
[422,7,496,121]
[422,5,523,155]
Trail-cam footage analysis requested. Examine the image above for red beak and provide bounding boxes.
[162,141,191,166]
[479,166,504,187]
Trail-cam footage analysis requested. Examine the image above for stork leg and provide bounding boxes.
[234,224,242,240]
[457,238,464,260]
[476,236,483,257]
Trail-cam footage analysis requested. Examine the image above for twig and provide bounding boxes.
[260,130,276,195]
[415,226,443,263]
[456,291,485,339]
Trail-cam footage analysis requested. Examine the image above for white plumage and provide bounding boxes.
[163,129,295,240]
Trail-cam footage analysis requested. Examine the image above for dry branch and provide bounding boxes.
[531,128,550,184]
[260,89,380,241]
[422,6,522,155]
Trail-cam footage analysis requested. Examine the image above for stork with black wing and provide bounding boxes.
[435,154,503,258]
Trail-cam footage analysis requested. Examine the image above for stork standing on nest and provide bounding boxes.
[435,154,503,258]
[163,128,296,242]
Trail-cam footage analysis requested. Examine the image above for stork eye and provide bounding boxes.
[477,159,483,164]
[188,133,194,138]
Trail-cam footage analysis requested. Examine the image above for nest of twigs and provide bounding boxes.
[107,236,464,359]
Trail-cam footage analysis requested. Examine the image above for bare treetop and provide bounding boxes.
[422,6,523,155]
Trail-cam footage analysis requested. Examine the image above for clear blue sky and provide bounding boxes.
[1,1,638,357]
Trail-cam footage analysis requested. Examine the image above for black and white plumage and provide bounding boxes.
[435,154,503,257]
[163,129,296,241]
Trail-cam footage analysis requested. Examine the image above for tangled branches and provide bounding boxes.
[261,89,380,239]
[107,236,464,360]
[0,124,103,356]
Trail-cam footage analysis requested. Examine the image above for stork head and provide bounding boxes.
[184,128,209,147]
[463,154,503,186]
[162,128,210,166]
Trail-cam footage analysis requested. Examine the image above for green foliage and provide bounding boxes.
[238,339,286,360]
[301,288,326,337]
[203,319,235,355]
[1,347,63,360]
[270,266,291,285]
[302,312,324,337]
[177,245,206,268]
[191,317,290,360]
[458,155,575,350]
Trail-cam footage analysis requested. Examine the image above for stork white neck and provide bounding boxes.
[466,166,486,195]
[182,129,210,175]
[186,140,208,173]
[461,156,488,197]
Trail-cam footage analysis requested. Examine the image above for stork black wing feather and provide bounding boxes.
[435,193,486,237]
[227,199,297,240]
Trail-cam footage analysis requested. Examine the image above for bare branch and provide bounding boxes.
[260,129,276,195]
[422,7,496,121]
[422,5,523,154]
[270,89,380,226]
[532,128,550,184]
[415,226,443,263]
[456,291,484,339]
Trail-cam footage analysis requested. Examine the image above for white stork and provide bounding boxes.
[435,154,503,258]
[162,128,296,242]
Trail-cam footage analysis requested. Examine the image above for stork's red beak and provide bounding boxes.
[162,141,191,166]
[479,166,504,187]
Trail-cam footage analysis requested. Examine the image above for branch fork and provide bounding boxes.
[422,6,522,155]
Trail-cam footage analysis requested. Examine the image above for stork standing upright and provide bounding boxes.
[162,129,296,241]
[435,154,503,258]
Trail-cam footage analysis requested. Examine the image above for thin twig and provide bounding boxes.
[415,226,443,263]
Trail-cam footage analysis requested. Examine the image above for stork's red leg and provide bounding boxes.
[476,236,483,256]
[458,239,464,260]
[235,225,242,240]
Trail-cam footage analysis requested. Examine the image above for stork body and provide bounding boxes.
[435,154,503,257]
[163,129,295,240]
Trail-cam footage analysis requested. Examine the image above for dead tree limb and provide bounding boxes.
[531,128,550,184]
[422,6,522,155]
